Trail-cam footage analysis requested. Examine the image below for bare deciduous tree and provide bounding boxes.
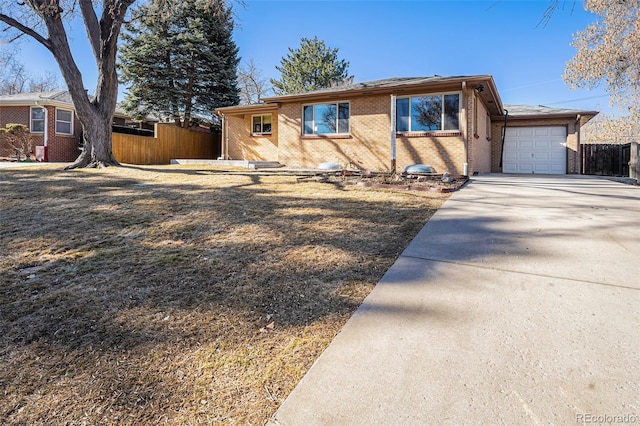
[236,59,271,105]
[1,0,241,168]
[28,70,63,92]
[0,0,135,168]
[0,49,28,95]
[0,48,63,94]
[563,0,639,117]
[583,113,640,144]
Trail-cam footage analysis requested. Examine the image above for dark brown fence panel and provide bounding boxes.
[621,144,630,177]
[581,143,631,177]
[113,124,220,165]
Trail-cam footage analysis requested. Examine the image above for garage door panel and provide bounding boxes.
[548,127,567,136]
[534,164,550,173]
[518,163,533,173]
[503,163,517,173]
[504,152,519,161]
[550,151,565,161]
[502,126,566,174]
[504,162,531,173]
[535,152,550,161]
[534,140,553,149]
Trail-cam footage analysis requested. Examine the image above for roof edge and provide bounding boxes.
[260,75,499,103]
[215,103,279,115]
[491,106,599,127]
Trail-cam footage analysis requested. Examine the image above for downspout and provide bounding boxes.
[217,111,227,160]
[499,109,508,169]
[36,101,49,163]
[576,114,581,174]
[44,106,49,162]
[390,94,397,175]
[225,113,229,160]
[462,82,468,176]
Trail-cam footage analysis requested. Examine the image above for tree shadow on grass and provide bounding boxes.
[0,167,536,424]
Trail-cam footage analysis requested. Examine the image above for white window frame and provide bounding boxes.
[55,108,74,135]
[251,114,272,135]
[30,106,45,133]
[302,101,350,136]
[396,91,461,133]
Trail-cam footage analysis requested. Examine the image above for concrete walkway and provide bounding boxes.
[269,174,640,425]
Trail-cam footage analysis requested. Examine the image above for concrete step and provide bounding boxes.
[170,159,284,169]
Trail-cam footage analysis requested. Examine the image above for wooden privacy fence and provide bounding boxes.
[581,143,632,177]
[113,123,221,165]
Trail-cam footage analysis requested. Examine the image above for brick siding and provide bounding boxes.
[225,113,279,161]
[275,91,482,174]
[0,105,82,162]
[471,96,492,173]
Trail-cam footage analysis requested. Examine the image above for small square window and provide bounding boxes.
[252,114,272,135]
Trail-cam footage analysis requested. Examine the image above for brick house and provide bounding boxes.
[0,90,152,162]
[215,75,598,175]
[0,91,83,162]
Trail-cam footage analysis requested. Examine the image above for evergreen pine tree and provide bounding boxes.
[271,37,352,95]
[119,0,240,127]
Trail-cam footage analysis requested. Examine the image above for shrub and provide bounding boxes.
[0,123,33,161]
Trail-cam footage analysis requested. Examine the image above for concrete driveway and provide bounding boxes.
[270,175,640,425]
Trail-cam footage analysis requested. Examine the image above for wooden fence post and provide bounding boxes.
[630,141,639,184]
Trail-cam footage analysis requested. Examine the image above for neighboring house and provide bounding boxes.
[0,90,155,162]
[215,75,598,175]
[0,91,82,162]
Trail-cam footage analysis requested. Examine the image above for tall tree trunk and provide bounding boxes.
[66,109,119,169]
[183,64,195,128]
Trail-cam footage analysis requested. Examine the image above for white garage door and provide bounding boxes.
[503,127,567,174]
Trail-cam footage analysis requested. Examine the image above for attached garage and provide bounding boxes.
[492,105,599,175]
[502,126,567,174]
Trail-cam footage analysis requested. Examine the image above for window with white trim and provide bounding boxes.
[55,108,73,135]
[252,114,272,135]
[396,93,460,132]
[30,107,45,133]
[303,102,350,135]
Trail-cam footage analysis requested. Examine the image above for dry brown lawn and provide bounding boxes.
[0,164,449,425]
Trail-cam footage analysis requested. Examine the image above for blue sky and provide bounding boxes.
[2,0,616,115]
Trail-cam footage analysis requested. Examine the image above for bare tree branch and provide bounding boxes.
[563,0,639,115]
[237,59,271,104]
[78,0,101,58]
[537,0,578,28]
[0,13,51,48]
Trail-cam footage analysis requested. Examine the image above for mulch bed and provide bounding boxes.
[298,171,469,193]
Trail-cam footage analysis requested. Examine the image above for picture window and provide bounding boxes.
[396,93,460,132]
[303,102,350,135]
